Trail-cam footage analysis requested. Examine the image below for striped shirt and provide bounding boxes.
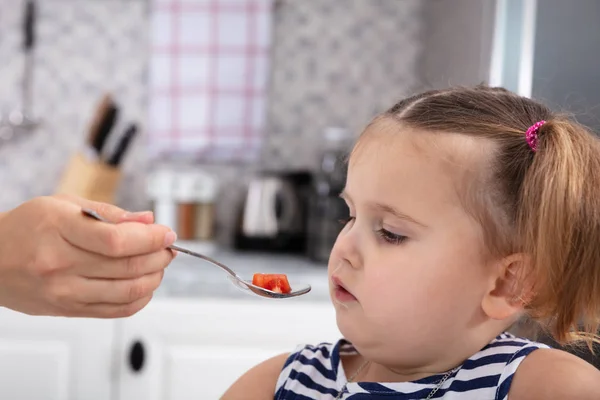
[275,332,549,399]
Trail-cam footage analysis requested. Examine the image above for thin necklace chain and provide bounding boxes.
[425,367,459,399]
[334,360,459,400]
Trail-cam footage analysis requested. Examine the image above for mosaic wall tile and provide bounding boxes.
[0,0,149,211]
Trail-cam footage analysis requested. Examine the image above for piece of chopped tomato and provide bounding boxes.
[252,273,292,294]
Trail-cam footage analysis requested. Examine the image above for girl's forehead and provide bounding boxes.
[347,117,497,214]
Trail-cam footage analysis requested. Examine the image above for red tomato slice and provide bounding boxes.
[252,273,292,294]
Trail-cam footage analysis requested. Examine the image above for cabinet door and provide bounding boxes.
[116,298,340,400]
[0,308,116,400]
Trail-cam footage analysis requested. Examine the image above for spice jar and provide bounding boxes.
[172,171,217,241]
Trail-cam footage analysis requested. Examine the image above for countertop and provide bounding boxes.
[155,241,332,303]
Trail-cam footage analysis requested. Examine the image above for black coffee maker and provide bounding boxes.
[233,171,312,253]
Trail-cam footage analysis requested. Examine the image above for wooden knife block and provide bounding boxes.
[55,152,122,204]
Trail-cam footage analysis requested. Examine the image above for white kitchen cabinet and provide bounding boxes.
[0,307,116,400]
[115,298,341,400]
[0,297,340,400]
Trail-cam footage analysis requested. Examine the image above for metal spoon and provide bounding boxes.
[81,208,311,299]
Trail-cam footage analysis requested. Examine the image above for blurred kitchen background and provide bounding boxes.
[0,0,599,399]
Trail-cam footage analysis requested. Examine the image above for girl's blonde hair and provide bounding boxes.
[384,85,600,346]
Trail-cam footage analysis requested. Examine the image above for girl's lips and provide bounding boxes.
[332,276,357,302]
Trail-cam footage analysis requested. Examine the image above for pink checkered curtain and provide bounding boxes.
[148,0,274,162]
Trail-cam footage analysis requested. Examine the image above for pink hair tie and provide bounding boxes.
[525,120,546,152]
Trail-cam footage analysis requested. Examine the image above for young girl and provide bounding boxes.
[223,85,600,399]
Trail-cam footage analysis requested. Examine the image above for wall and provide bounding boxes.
[260,0,424,170]
[0,0,149,211]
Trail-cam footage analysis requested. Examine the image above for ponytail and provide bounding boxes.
[519,119,600,345]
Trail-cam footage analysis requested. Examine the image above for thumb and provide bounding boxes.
[54,194,154,224]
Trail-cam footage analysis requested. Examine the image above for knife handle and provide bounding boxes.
[108,123,138,167]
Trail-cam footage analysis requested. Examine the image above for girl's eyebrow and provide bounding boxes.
[340,189,428,228]
[371,202,428,228]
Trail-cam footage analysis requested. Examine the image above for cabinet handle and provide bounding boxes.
[128,340,145,373]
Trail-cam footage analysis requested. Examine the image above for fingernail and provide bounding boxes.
[124,211,153,219]
[164,231,177,246]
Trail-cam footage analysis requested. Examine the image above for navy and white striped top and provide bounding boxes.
[275,332,548,399]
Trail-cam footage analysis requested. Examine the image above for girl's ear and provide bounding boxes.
[482,253,532,320]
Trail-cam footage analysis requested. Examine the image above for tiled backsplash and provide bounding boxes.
[0,0,149,211]
[0,0,425,233]
[260,0,423,170]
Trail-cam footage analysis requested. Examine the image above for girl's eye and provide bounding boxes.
[376,229,408,245]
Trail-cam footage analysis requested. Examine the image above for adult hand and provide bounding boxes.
[0,195,177,318]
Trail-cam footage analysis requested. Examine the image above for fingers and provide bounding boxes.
[85,270,165,305]
[54,194,154,224]
[61,209,177,257]
[53,270,165,309]
[76,248,175,279]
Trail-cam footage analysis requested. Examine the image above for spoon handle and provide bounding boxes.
[167,244,238,278]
